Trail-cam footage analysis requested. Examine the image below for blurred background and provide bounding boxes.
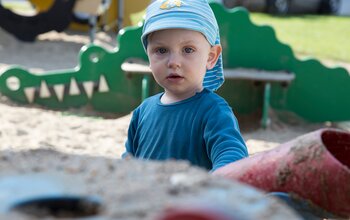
[213,0,350,15]
[212,0,350,68]
[0,0,349,71]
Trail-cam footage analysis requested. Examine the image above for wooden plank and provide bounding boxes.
[121,59,295,82]
[121,59,152,74]
[224,68,295,82]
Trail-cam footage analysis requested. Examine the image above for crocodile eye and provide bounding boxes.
[6,76,20,91]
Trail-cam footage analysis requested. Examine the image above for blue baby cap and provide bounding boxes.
[141,0,224,91]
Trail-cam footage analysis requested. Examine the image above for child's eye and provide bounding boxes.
[184,47,194,53]
[156,48,167,54]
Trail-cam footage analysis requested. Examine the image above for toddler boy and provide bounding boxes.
[123,0,248,171]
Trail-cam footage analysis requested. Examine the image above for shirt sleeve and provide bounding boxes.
[122,109,139,159]
[203,100,248,172]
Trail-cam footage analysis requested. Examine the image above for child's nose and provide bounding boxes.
[167,53,181,69]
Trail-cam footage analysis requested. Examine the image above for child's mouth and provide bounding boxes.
[167,74,183,79]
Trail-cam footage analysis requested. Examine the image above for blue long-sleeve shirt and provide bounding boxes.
[124,88,248,171]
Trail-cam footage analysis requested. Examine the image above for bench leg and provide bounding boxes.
[261,82,271,129]
[89,16,97,43]
[142,75,150,101]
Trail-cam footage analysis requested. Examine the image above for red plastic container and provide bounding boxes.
[213,128,350,218]
[157,206,235,220]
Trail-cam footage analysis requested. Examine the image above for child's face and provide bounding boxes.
[147,29,221,102]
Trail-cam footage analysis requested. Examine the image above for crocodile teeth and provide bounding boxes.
[24,87,36,103]
[39,80,51,98]
[83,81,94,99]
[69,78,80,95]
[99,75,109,92]
[53,84,65,102]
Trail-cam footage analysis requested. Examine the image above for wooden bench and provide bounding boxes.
[121,58,295,128]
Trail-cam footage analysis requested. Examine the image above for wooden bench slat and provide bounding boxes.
[121,62,152,74]
[224,68,295,82]
[121,59,295,82]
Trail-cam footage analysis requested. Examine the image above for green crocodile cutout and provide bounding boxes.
[0,25,159,114]
[0,3,349,122]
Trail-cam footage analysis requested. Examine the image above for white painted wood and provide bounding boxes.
[24,87,35,103]
[39,80,51,98]
[69,78,81,96]
[6,76,20,91]
[53,84,65,102]
[83,81,95,99]
[99,75,109,92]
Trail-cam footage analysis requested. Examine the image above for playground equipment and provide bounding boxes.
[0,0,150,42]
[213,128,350,219]
[29,0,150,31]
[0,0,76,41]
[0,3,349,124]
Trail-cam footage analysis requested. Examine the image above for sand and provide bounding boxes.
[0,27,345,219]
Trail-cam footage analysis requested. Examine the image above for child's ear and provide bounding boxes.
[206,45,222,70]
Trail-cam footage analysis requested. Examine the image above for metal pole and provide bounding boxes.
[117,0,124,32]
[89,16,97,43]
[142,75,150,101]
[261,82,271,129]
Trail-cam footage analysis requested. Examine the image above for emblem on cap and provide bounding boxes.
[160,0,182,10]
